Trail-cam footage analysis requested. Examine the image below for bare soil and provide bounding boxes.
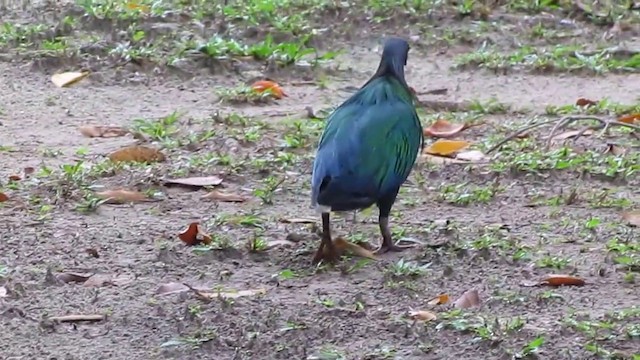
[1,2,638,360]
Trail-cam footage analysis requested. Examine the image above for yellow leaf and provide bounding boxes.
[108,145,166,163]
[51,71,90,88]
[427,294,450,306]
[424,140,470,156]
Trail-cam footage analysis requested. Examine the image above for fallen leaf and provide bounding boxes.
[85,248,99,258]
[265,239,297,250]
[618,113,640,124]
[576,98,597,107]
[409,310,437,321]
[279,217,316,224]
[56,272,94,284]
[251,80,287,99]
[125,1,150,12]
[423,119,466,138]
[23,167,35,176]
[0,286,7,298]
[622,211,640,227]
[550,129,594,141]
[604,144,627,156]
[51,71,90,88]
[156,282,191,295]
[8,174,21,181]
[201,190,246,202]
[424,139,470,156]
[95,189,154,204]
[79,125,129,138]
[329,237,377,260]
[542,274,585,287]
[47,314,105,322]
[427,294,450,306]
[109,145,166,163]
[184,283,267,301]
[178,222,212,246]
[453,289,481,309]
[420,154,469,165]
[83,274,133,288]
[455,150,488,162]
[164,176,223,188]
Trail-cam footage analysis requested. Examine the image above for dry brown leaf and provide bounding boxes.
[330,237,377,260]
[604,144,627,156]
[164,176,223,188]
[423,119,466,138]
[109,145,166,163]
[8,175,21,181]
[279,217,316,224]
[550,129,594,141]
[178,222,212,246]
[576,98,597,107]
[542,274,586,287]
[618,113,640,124]
[51,71,90,88]
[251,80,287,99]
[427,294,450,306]
[95,189,154,204]
[79,125,129,138]
[453,289,481,309]
[455,150,488,162]
[622,211,640,227]
[201,190,246,202]
[409,310,437,321]
[424,139,470,156]
[23,167,35,176]
[56,272,94,284]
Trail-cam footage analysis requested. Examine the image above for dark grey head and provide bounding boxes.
[371,37,411,86]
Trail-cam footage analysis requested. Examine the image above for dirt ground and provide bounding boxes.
[1,1,639,359]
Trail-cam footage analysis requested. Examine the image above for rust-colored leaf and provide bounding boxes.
[453,289,481,309]
[542,274,585,287]
[622,211,640,227]
[427,294,450,306]
[576,98,597,107]
[95,189,154,204]
[164,176,223,188]
[201,190,246,202]
[178,222,212,246]
[618,113,640,124]
[424,140,470,156]
[79,125,129,138]
[423,119,466,138]
[328,237,377,260]
[8,174,21,181]
[409,310,437,321]
[0,192,10,202]
[51,71,90,88]
[108,145,166,163]
[251,80,287,99]
[550,129,594,141]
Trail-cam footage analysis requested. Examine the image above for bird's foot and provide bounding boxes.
[374,241,415,255]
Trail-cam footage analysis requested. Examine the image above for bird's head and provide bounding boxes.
[375,37,411,87]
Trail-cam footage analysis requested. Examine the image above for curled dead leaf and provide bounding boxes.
[453,289,481,309]
[576,98,597,107]
[550,129,594,141]
[178,222,212,246]
[622,211,640,227]
[327,237,377,260]
[409,310,437,322]
[604,143,627,156]
[424,139,470,156]
[95,189,155,204]
[79,125,129,138]
[51,71,90,88]
[201,190,246,202]
[251,80,287,99]
[164,176,223,188]
[423,119,466,138]
[427,294,450,306]
[618,113,640,124]
[542,274,585,287]
[109,145,166,163]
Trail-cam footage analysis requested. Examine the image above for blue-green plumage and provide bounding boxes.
[310,37,423,264]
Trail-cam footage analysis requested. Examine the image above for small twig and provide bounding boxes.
[485,118,559,154]
[48,314,105,323]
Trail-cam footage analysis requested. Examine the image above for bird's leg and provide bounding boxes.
[374,192,415,255]
[312,212,339,264]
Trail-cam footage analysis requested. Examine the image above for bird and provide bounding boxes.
[310,37,423,264]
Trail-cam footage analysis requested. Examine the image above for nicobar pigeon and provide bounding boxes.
[310,37,423,264]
